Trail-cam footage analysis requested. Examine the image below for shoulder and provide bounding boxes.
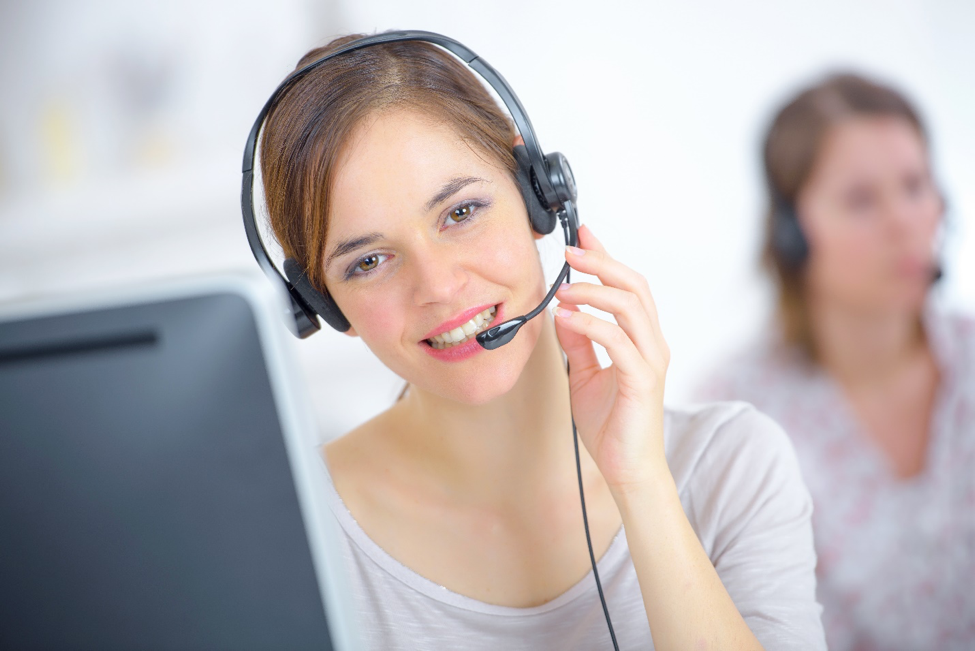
[935,307,975,361]
[664,401,802,496]
[664,402,813,552]
[926,305,975,390]
[323,404,408,514]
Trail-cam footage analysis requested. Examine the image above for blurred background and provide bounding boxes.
[1,0,972,440]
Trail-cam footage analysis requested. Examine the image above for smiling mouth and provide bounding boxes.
[426,305,498,349]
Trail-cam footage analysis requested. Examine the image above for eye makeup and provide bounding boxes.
[340,197,494,281]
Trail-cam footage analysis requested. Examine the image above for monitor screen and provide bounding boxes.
[0,280,339,650]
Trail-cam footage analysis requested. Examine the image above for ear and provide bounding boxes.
[343,325,359,338]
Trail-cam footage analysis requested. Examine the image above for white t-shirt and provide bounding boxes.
[320,402,826,650]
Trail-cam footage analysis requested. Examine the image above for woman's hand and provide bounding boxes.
[553,224,671,495]
[558,226,765,650]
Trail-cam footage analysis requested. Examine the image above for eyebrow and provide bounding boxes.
[324,232,383,272]
[425,176,487,211]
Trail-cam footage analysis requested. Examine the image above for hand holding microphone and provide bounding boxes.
[551,225,671,494]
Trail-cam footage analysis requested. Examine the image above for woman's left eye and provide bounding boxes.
[447,203,476,224]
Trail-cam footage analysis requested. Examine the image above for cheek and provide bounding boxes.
[477,216,547,300]
[915,201,943,248]
[342,290,406,350]
[804,218,889,304]
[806,219,874,276]
[829,226,878,265]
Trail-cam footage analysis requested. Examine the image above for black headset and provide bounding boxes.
[769,190,810,271]
[241,30,579,346]
[240,31,622,650]
[241,30,622,649]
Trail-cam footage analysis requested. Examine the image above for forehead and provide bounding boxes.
[814,116,927,181]
[328,109,505,235]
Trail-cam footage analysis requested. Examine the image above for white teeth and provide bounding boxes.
[427,306,498,349]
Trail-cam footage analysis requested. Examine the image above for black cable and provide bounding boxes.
[563,257,620,651]
[570,389,620,651]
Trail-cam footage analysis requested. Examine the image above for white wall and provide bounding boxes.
[1,0,972,440]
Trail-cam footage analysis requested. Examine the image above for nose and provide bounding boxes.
[409,243,469,307]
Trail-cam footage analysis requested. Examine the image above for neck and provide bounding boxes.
[396,314,595,506]
[808,295,926,386]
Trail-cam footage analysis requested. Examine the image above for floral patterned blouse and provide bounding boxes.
[698,304,975,651]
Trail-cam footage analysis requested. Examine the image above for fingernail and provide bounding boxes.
[566,246,585,256]
[556,283,571,292]
[553,306,572,319]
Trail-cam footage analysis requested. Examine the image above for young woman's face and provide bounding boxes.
[797,116,942,313]
[321,110,547,405]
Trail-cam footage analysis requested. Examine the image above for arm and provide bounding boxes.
[553,225,764,650]
[615,461,764,650]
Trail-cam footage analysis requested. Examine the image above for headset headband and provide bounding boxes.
[240,30,576,337]
[242,31,560,277]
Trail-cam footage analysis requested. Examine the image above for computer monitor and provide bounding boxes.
[0,274,356,650]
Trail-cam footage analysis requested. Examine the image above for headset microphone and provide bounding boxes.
[477,199,578,350]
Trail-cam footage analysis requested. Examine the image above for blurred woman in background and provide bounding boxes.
[700,73,975,650]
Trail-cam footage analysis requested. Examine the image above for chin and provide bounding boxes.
[445,378,518,406]
[432,347,532,405]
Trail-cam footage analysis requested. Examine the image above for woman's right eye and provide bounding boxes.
[347,253,389,278]
[358,255,380,271]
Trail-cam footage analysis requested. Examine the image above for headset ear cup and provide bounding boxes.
[771,204,809,271]
[513,145,556,235]
[283,258,351,332]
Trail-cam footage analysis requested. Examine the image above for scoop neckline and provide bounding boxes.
[318,451,629,617]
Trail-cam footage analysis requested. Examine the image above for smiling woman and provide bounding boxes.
[252,31,827,650]
[314,108,545,401]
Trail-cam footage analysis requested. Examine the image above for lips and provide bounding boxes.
[421,303,499,342]
[420,303,506,362]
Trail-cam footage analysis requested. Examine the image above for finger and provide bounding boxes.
[553,306,651,389]
[551,303,601,386]
[577,224,606,254]
[555,282,662,367]
[564,241,664,343]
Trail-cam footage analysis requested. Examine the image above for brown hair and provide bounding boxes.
[259,33,517,297]
[761,73,927,355]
